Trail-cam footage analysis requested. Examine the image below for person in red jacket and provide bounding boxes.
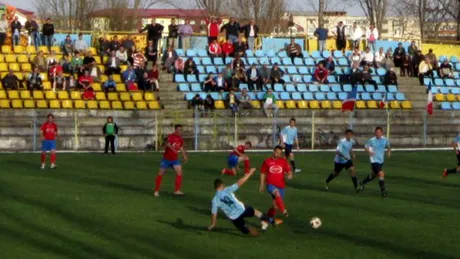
[221,39,235,64]
[314,63,329,84]
[205,16,222,44]
[79,70,95,99]
[208,40,222,64]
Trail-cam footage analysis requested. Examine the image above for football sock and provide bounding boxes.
[290,160,296,171]
[267,208,276,218]
[175,175,183,191]
[50,153,56,164]
[40,153,46,163]
[155,175,163,191]
[274,195,286,213]
[351,176,358,188]
[378,178,386,193]
[254,211,270,222]
[223,168,236,176]
[325,173,335,183]
[447,168,457,174]
[361,175,373,185]
[244,160,251,173]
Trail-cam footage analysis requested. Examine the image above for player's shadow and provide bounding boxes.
[156,218,240,237]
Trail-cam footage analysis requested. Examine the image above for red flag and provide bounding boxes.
[342,87,357,112]
[379,92,386,109]
[426,82,433,115]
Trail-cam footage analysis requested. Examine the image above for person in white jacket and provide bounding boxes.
[366,24,379,52]
[350,22,362,49]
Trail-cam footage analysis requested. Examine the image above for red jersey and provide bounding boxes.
[163,133,184,161]
[260,157,291,188]
[222,43,234,55]
[41,122,58,140]
[230,145,245,157]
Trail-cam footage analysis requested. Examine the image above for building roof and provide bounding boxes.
[89,8,209,18]
[0,3,35,15]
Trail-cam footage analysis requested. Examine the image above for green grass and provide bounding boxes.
[1,151,459,259]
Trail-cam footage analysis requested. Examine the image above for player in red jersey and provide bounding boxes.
[40,114,58,169]
[221,141,252,176]
[154,124,188,197]
[260,145,293,223]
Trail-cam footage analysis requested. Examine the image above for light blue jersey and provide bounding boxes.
[281,126,298,145]
[454,135,460,150]
[334,138,355,164]
[365,137,390,164]
[211,184,245,220]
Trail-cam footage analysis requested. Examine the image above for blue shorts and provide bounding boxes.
[227,155,239,168]
[160,159,181,169]
[267,184,285,199]
[42,140,56,152]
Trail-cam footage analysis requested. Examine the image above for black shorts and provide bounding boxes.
[456,154,460,166]
[371,163,384,175]
[231,206,255,234]
[284,144,293,157]
[334,160,353,173]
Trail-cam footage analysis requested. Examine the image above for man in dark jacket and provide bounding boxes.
[42,18,54,51]
[102,116,119,155]
[11,16,22,46]
[25,17,40,49]
[220,17,240,43]
[139,18,164,51]
[246,63,262,91]
[241,20,259,50]
[168,18,179,48]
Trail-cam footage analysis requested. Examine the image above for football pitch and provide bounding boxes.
[1,151,459,259]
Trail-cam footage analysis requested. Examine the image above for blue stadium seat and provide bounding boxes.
[278,51,287,58]
[176,49,184,56]
[396,93,406,101]
[199,74,207,82]
[217,66,226,73]
[177,83,190,92]
[282,58,293,65]
[388,85,398,93]
[241,58,247,65]
[274,84,284,92]
[304,58,315,66]
[175,74,186,83]
[298,66,309,74]
[431,87,439,94]
[432,70,439,78]
[285,84,296,92]
[311,51,321,59]
[327,75,337,83]
[282,75,291,83]
[280,92,291,100]
[357,85,365,92]
[292,75,302,83]
[322,51,331,58]
[197,66,205,73]
[257,92,265,100]
[248,92,256,100]
[294,58,303,66]
[258,57,268,65]
[327,92,337,100]
[214,58,224,65]
[337,58,348,66]
[303,92,314,100]
[287,66,297,74]
[442,102,452,110]
[343,84,352,92]
[435,78,445,86]
[365,85,375,92]
[186,49,197,57]
[377,85,387,92]
[451,88,460,94]
[206,66,217,74]
[456,63,460,71]
[297,84,307,92]
[255,50,265,57]
[345,50,352,57]
[453,102,460,109]
[302,51,309,57]
[248,57,258,65]
[361,93,371,101]
[210,92,221,100]
[423,78,432,86]
[193,57,201,65]
[315,92,326,100]
[266,50,276,58]
[372,76,382,84]
[457,79,460,86]
[386,93,395,101]
[198,49,207,57]
[335,67,343,75]
[451,56,458,63]
[303,75,313,83]
[338,92,347,100]
[292,92,302,100]
[240,83,249,91]
[310,67,316,74]
[372,92,383,100]
[309,84,319,92]
[246,50,254,57]
[187,74,198,82]
[320,85,329,92]
[377,68,386,76]
[333,51,343,58]
[342,67,351,74]
[439,55,447,62]
[370,69,377,76]
[271,57,281,65]
[185,93,195,100]
[331,85,342,92]
[440,87,449,94]
[191,83,202,92]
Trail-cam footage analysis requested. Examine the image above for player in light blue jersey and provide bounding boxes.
[442,135,460,178]
[357,127,391,197]
[208,168,270,236]
[324,129,358,190]
[280,118,301,173]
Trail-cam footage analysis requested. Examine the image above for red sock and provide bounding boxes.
[155,175,163,191]
[244,160,251,173]
[50,153,56,164]
[267,208,276,218]
[41,153,46,163]
[223,168,236,176]
[274,195,286,213]
[175,175,183,191]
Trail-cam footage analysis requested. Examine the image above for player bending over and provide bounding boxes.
[40,114,58,169]
[280,118,301,173]
[208,168,270,236]
[260,146,293,223]
[325,129,358,190]
[154,124,188,197]
[357,127,391,197]
[222,141,252,176]
[442,135,460,178]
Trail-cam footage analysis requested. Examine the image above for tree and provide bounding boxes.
[232,0,289,33]
[355,0,388,33]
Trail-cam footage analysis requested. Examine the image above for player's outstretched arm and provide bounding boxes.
[208,213,217,231]
[237,168,256,187]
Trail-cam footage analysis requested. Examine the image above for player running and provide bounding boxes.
[280,118,301,173]
[40,114,58,169]
[260,146,293,222]
[221,141,252,176]
[442,135,460,178]
[357,127,391,197]
[154,124,188,197]
[208,168,270,236]
[324,129,358,190]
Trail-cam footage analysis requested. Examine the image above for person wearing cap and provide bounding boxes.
[246,63,262,91]
[270,63,285,88]
[139,18,164,51]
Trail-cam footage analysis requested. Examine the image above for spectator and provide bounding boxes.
[270,63,285,88]
[168,18,179,48]
[138,72,152,92]
[260,63,271,90]
[239,88,253,116]
[74,33,88,53]
[263,88,278,117]
[234,37,247,58]
[174,57,184,74]
[78,70,93,89]
[382,52,395,71]
[27,68,43,92]
[393,43,406,69]
[71,52,85,75]
[179,19,194,51]
[232,55,245,70]
[11,16,21,46]
[132,50,147,70]
[148,65,160,91]
[67,75,77,90]
[110,36,121,52]
[412,50,424,78]
[408,40,418,57]
[25,17,40,49]
[203,73,216,92]
[235,68,247,86]
[314,63,329,84]
[122,66,138,91]
[184,57,199,77]
[319,56,336,75]
[439,60,454,79]
[384,68,398,86]
[362,65,377,88]
[349,62,363,87]
[2,70,21,89]
[123,35,135,56]
[88,62,101,83]
[314,24,328,52]
[223,63,234,82]
[227,89,239,116]
[83,51,96,68]
[161,46,178,73]
[139,18,164,50]
[33,51,47,72]
[79,71,95,99]
[374,47,385,68]
[102,116,118,155]
[418,57,433,85]
[425,49,437,69]
[366,24,379,52]
[401,54,412,77]
[203,94,215,116]
[350,22,362,49]
[215,72,227,92]
[98,36,110,62]
[208,40,222,63]
[59,54,72,73]
[191,93,204,114]
[205,16,222,44]
[335,21,346,51]
[285,38,303,63]
[242,19,259,50]
[0,14,7,48]
[53,71,66,91]
[222,39,235,63]
[116,46,128,65]
[46,50,58,70]
[246,63,262,91]
[220,17,240,43]
[42,18,54,51]
[349,48,362,65]
[63,35,74,56]
[49,61,63,81]
[103,74,117,93]
[106,51,121,75]
[144,40,157,69]
[361,47,374,66]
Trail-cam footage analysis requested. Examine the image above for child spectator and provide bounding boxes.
[227,89,239,116]
[103,74,117,93]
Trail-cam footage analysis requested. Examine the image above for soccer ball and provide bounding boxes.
[310,217,322,229]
